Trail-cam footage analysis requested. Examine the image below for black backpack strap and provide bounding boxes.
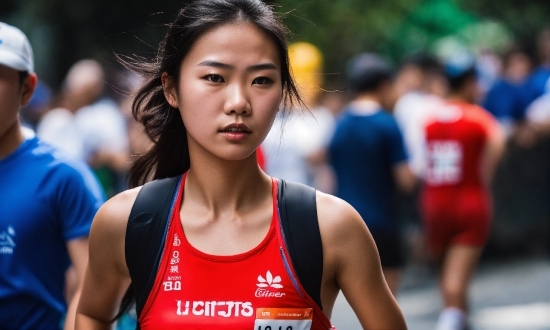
[277,179,324,310]
[125,175,181,318]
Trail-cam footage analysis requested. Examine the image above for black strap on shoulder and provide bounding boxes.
[126,175,181,318]
[277,179,324,310]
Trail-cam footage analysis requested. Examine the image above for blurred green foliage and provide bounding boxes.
[277,0,550,88]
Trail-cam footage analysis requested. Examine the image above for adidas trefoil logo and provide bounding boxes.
[257,270,283,289]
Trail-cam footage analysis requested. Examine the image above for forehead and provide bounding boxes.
[182,22,281,68]
[0,64,20,79]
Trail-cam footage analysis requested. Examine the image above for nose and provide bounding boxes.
[224,84,251,115]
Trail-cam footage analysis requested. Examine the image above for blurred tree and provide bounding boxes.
[461,0,550,53]
[276,0,423,89]
[275,0,550,88]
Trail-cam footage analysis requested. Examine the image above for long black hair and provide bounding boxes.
[125,0,302,188]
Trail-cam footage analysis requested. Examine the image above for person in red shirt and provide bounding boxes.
[421,54,505,330]
[75,1,407,329]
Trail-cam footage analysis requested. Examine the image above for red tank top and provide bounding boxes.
[139,175,334,330]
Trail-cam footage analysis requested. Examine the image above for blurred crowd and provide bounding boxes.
[18,27,550,257]
[20,59,152,198]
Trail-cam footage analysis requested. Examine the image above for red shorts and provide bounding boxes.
[420,188,491,256]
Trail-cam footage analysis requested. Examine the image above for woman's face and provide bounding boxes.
[163,22,283,163]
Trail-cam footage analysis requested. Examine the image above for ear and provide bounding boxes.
[161,72,179,108]
[20,73,37,107]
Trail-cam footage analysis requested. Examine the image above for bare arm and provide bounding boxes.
[392,161,417,194]
[535,121,550,137]
[481,126,506,188]
[75,189,139,329]
[317,192,407,330]
[64,237,89,330]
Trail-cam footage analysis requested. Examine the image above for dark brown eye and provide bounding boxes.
[204,74,224,83]
[252,76,273,85]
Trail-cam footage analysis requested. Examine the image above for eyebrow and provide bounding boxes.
[198,60,277,71]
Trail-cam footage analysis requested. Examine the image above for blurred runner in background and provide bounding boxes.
[421,52,505,330]
[328,53,416,295]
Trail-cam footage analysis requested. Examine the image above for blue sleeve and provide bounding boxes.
[54,163,106,241]
[385,116,408,166]
[482,85,497,116]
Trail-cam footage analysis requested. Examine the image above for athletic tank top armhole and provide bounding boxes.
[176,177,278,262]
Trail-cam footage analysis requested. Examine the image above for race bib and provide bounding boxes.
[254,308,313,330]
[426,140,463,185]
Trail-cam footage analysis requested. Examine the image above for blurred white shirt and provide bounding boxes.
[262,107,334,186]
[393,92,443,177]
[37,98,128,162]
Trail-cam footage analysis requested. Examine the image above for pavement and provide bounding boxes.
[330,257,550,330]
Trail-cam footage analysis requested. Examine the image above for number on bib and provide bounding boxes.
[426,140,463,185]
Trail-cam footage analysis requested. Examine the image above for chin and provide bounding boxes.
[217,149,257,163]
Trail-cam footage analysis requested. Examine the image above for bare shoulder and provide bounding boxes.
[86,187,142,277]
[315,191,370,246]
[89,187,142,254]
[92,187,141,232]
[315,191,378,272]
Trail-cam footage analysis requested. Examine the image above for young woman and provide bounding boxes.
[75,1,407,329]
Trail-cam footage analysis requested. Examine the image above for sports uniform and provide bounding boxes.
[139,174,334,330]
[0,132,104,329]
[420,101,499,255]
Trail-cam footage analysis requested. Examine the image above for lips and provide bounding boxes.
[219,123,252,141]
[220,123,251,133]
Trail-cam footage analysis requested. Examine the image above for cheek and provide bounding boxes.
[255,87,282,114]
[176,80,221,125]
[0,83,20,116]
[253,89,282,129]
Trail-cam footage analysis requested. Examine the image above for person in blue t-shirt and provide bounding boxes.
[483,46,533,137]
[328,53,416,295]
[0,22,105,330]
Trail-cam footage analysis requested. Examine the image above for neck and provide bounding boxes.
[184,149,272,216]
[0,121,24,159]
[447,89,472,104]
[355,93,381,104]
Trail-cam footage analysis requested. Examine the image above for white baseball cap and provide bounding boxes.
[0,22,34,73]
